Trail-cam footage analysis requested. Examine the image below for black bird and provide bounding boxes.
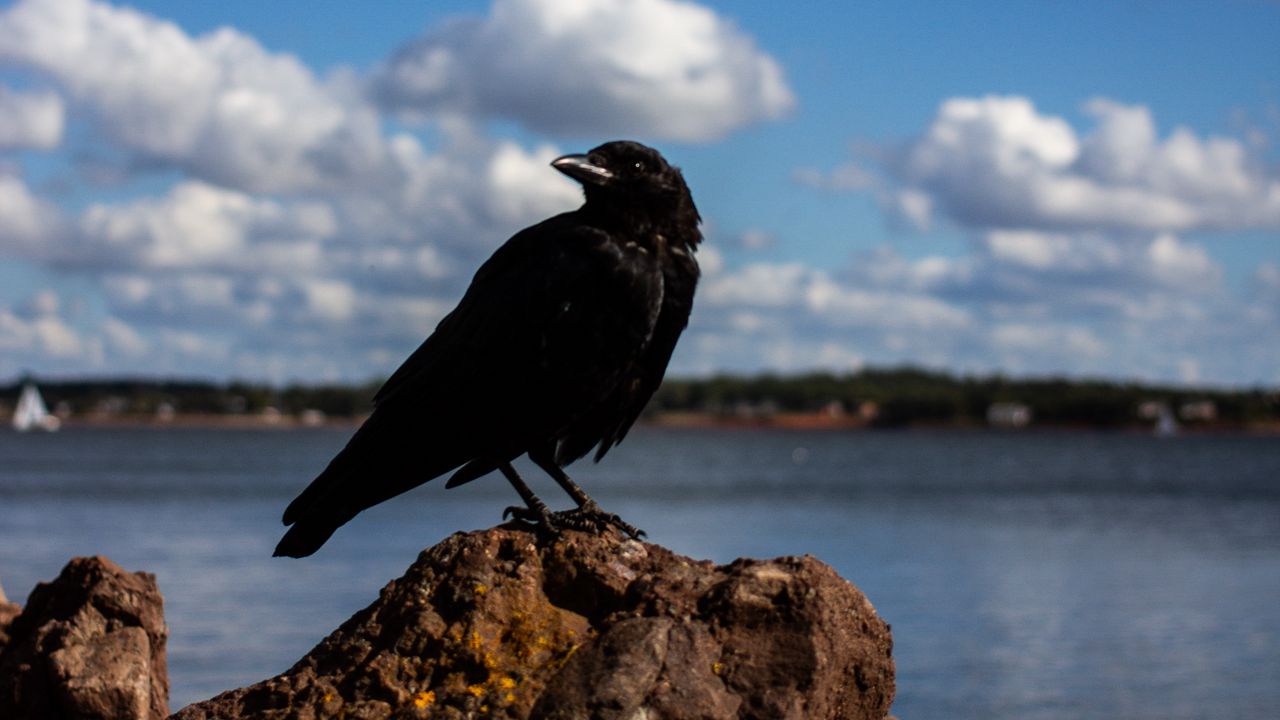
[274,141,701,557]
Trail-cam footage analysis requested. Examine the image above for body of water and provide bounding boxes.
[1,426,1278,718]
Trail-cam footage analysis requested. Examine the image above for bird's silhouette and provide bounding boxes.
[275,141,701,557]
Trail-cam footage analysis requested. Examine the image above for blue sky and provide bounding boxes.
[1,0,1278,386]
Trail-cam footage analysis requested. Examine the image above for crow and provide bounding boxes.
[274,141,701,557]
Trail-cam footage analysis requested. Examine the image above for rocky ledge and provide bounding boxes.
[0,556,170,720]
[2,525,895,720]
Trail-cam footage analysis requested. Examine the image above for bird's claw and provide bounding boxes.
[503,504,555,528]
[553,506,646,539]
[502,503,645,540]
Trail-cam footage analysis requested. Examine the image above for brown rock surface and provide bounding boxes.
[174,525,894,720]
[0,577,21,651]
[0,556,170,720]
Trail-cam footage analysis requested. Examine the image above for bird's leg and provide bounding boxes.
[498,462,557,530]
[530,453,645,539]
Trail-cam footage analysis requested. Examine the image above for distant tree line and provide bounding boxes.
[649,368,1280,428]
[3,368,1277,429]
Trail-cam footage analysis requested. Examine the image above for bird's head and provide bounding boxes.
[552,141,700,239]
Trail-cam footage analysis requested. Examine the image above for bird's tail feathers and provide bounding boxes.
[273,516,342,558]
[276,413,474,557]
[282,460,344,526]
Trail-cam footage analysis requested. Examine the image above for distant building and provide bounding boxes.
[155,402,176,422]
[1136,400,1167,420]
[856,400,879,422]
[987,402,1032,428]
[96,396,128,416]
[1178,400,1217,422]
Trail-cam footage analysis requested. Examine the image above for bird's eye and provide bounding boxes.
[633,161,646,173]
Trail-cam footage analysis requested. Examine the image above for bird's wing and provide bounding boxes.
[595,246,699,459]
[552,244,697,466]
[373,216,654,423]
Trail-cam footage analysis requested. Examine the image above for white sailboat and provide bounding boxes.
[13,382,61,432]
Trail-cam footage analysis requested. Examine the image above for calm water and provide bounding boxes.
[1,426,1278,718]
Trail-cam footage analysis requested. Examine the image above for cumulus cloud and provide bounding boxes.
[702,260,969,331]
[100,316,149,357]
[75,180,336,272]
[979,230,1220,291]
[0,0,602,381]
[883,95,1280,233]
[3,1,1273,385]
[0,0,587,239]
[0,85,64,149]
[766,95,1280,382]
[670,224,1274,382]
[0,288,85,361]
[0,171,66,255]
[0,0,802,381]
[0,0,393,193]
[372,0,793,140]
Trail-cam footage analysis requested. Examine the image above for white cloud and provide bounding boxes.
[991,323,1106,359]
[0,0,391,193]
[2,3,1273,386]
[978,230,1220,293]
[763,95,1280,383]
[76,180,335,271]
[735,229,775,250]
[19,288,62,318]
[0,291,83,359]
[372,0,793,140]
[0,85,64,149]
[885,95,1280,233]
[1145,233,1217,286]
[301,278,356,323]
[689,257,973,375]
[804,273,971,330]
[159,328,227,359]
[485,141,584,224]
[703,262,809,308]
[100,316,149,357]
[0,172,65,255]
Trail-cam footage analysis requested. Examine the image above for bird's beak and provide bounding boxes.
[552,154,613,186]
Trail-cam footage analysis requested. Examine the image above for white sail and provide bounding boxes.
[13,382,61,432]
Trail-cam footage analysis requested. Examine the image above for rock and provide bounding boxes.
[0,556,170,720]
[174,525,894,720]
[0,577,21,652]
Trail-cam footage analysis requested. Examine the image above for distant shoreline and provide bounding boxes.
[7,368,1278,434]
[10,410,1278,435]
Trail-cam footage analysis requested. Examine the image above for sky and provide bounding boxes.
[1,0,1278,386]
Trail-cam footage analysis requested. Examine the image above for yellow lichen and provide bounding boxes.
[413,690,436,709]
[467,684,485,697]
[473,583,488,595]
[497,676,516,690]
[712,662,725,675]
